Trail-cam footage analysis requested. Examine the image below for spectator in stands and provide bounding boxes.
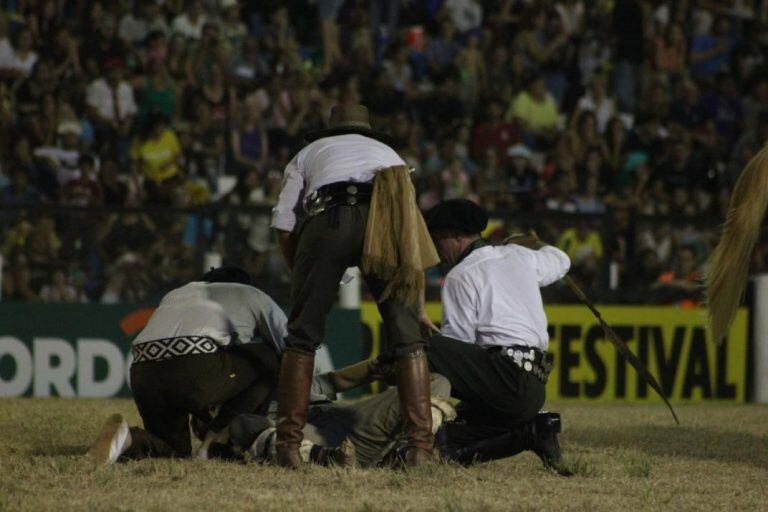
[118,0,169,47]
[0,0,757,305]
[689,15,733,78]
[506,144,539,210]
[130,111,183,203]
[220,0,248,50]
[39,268,79,303]
[172,0,208,41]
[33,121,82,189]
[507,73,560,150]
[99,159,129,207]
[653,21,687,77]
[0,26,38,79]
[575,72,615,134]
[230,101,269,174]
[139,59,177,123]
[61,154,103,207]
[86,58,137,152]
[651,245,703,306]
[2,167,40,207]
[471,97,519,166]
[1,251,37,302]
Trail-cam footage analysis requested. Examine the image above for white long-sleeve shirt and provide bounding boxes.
[133,282,287,351]
[270,134,406,232]
[441,244,571,351]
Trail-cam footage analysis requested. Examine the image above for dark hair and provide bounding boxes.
[199,266,252,285]
[78,153,96,168]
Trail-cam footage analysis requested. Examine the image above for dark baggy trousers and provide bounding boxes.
[126,343,279,458]
[427,335,545,451]
[287,203,424,357]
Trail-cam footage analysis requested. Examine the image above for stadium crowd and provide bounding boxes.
[1,0,767,305]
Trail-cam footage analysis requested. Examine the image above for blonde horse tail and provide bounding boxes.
[706,143,768,344]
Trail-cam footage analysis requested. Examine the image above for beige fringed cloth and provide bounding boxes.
[360,165,439,305]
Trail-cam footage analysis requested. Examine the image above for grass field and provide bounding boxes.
[0,399,766,511]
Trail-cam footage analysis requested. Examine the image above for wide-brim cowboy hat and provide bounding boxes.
[304,104,394,146]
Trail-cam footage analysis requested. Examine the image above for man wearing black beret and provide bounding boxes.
[425,198,571,469]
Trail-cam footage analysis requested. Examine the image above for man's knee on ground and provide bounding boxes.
[429,373,451,399]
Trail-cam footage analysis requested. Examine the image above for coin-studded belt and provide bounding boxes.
[305,181,374,217]
[487,345,553,383]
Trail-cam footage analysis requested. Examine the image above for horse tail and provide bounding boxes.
[706,143,768,344]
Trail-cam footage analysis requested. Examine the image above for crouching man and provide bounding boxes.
[87,267,296,463]
[423,199,570,469]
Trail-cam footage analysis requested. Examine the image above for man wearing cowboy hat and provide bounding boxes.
[271,104,439,468]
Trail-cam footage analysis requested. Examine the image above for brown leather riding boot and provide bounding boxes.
[394,348,434,466]
[275,347,315,468]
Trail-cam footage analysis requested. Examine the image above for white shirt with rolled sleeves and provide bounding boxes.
[440,244,571,351]
[270,134,406,233]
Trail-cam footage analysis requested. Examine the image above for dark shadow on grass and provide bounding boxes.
[29,445,88,456]
[568,425,768,470]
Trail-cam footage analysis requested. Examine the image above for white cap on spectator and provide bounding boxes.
[220,0,239,8]
[57,121,82,137]
[507,144,532,160]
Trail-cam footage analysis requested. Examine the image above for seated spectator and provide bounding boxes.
[139,59,176,123]
[98,200,157,262]
[39,268,79,303]
[558,224,604,264]
[85,58,137,151]
[473,148,508,210]
[2,167,40,207]
[575,72,616,133]
[651,245,703,306]
[230,101,269,173]
[471,97,520,166]
[14,59,57,117]
[425,19,461,76]
[697,72,744,147]
[62,154,103,207]
[25,216,62,267]
[1,251,37,302]
[574,175,606,214]
[118,0,168,47]
[506,144,539,209]
[172,0,208,41]
[33,121,82,187]
[99,159,129,207]
[506,73,560,149]
[0,27,38,79]
[441,158,474,200]
[653,21,686,77]
[100,252,151,304]
[442,0,483,35]
[220,0,248,50]
[689,15,733,78]
[130,111,183,203]
[544,172,577,212]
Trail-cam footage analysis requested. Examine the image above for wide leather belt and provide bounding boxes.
[132,335,220,363]
[488,345,553,383]
[305,181,373,217]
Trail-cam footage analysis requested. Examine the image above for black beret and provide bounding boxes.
[199,266,252,286]
[426,199,489,235]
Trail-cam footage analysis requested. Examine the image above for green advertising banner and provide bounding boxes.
[0,304,363,398]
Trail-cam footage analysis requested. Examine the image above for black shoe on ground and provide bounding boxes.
[531,412,572,475]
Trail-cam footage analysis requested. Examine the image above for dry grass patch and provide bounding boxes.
[0,399,766,511]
